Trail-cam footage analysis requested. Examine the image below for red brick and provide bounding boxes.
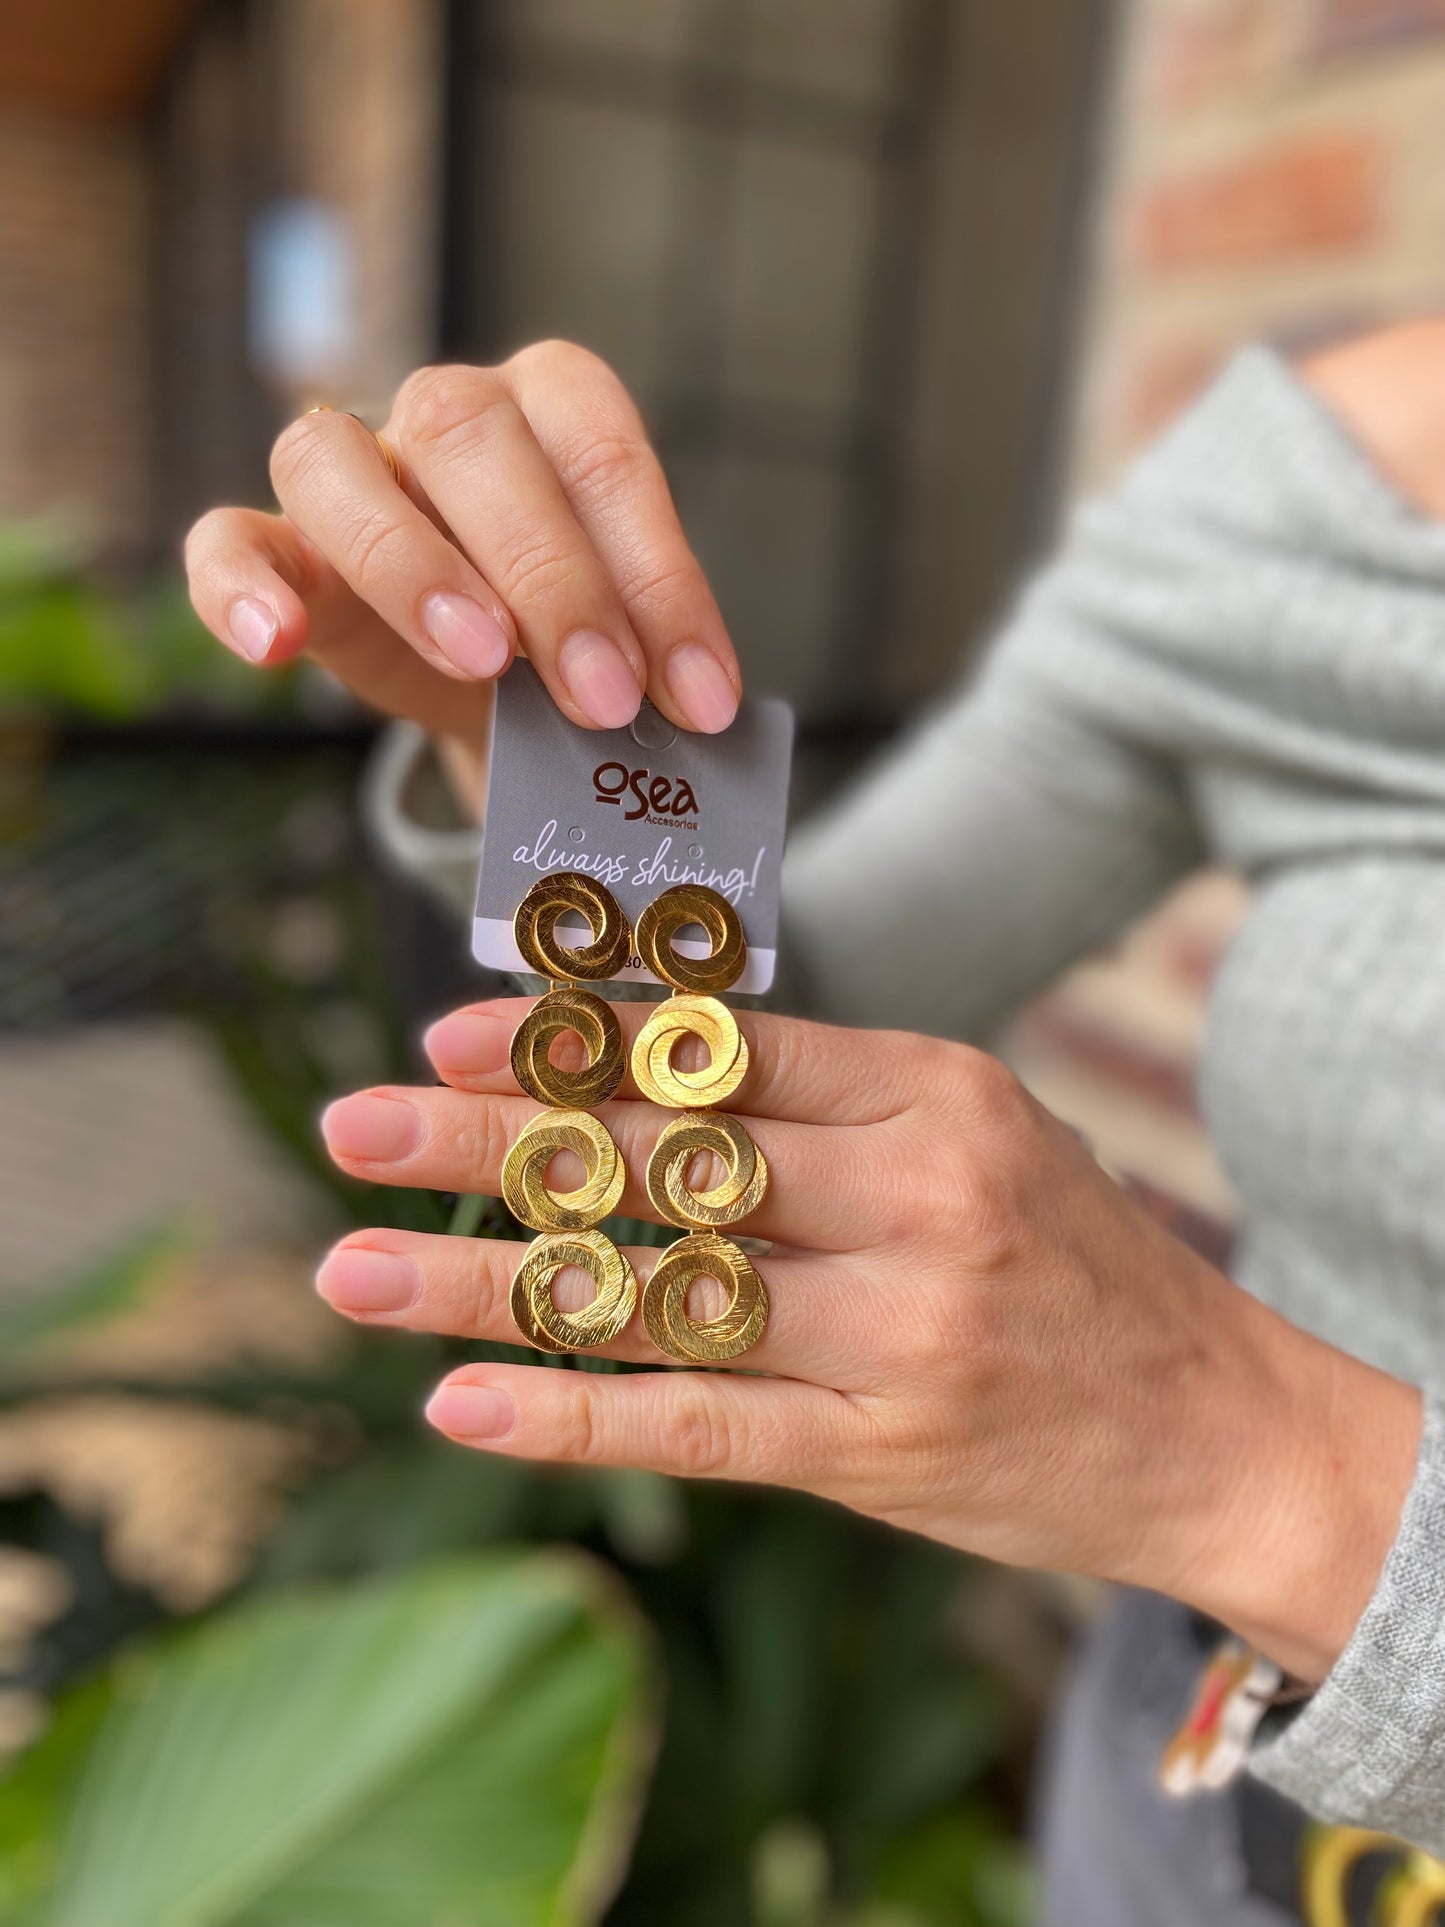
[1132,134,1383,271]
[1119,338,1225,444]
[1139,0,1272,114]
[1309,0,1445,57]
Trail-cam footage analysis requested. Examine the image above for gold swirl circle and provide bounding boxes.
[501,1110,626,1232]
[641,1231,769,1363]
[645,1112,768,1229]
[513,873,631,982]
[630,994,749,1109]
[509,1230,637,1351]
[510,986,624,1108]
[635,884,745,995]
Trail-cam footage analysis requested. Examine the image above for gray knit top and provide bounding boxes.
[373,347,1445,1850]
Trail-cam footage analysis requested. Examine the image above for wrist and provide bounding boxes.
[1160,1291,1420,1683]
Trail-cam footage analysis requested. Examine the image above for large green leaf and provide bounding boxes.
[15,1553,654,1927]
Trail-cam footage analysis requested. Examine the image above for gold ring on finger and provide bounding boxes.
[646,1112,768,1230]
[510,986,625,1108]
[635,883,745,995]
[510,1229,637,1352]
[501,1110,626,1232]
[302,404,404,487]
[514,874,632,983]
[373,429,403,488]
[631,994,748,1109]
[641,1231,769,1364]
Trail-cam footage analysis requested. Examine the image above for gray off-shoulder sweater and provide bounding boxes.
[372,348,1445,1851]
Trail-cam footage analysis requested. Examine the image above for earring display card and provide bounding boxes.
[473,662,794,994]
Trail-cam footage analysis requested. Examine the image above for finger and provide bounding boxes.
[269,406,520,690]
[185,505,314,668]
[185,504,496,738]
[318,1084,878,1251]
[423,996,935,1128]
[424,1357,867,1492]
[387,364,648,731]
[503,340,740,733]
[315,1229,869,1384]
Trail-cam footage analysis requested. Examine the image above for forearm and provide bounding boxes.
[1117,1253,1420,1685]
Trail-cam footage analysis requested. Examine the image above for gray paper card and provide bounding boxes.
[474,662,794,993]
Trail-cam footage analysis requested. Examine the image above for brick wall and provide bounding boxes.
[1074,0,1445,480]
[0,0,440,559]
[0,109,153,553]
[267,0,441,418]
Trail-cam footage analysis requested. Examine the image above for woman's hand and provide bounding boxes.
[316,1000,1421,1685]
[183,344,741,745]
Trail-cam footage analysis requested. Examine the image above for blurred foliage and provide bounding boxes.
[0,1556,653,1927]
[0,1220,189,1352]
[0,718,1036,1922]
[0,522,294,721]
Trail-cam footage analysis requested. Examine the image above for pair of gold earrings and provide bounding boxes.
[501,873,769,1363]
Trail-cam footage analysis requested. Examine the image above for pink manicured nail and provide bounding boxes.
[228,596,279,662]
[424,1011,510,1074]
[666,645,737,733]
[426,1383,518,1441]
[421,591,511,679]
[559,630,642,728]
[321,1093,424,1163]
[316,1245,419,1314]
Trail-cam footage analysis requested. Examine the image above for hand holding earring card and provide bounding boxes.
[473,662,793,994]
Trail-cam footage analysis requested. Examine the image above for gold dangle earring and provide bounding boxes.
[632,884,771,1364]
[631,884,749,1108]
[503,874,637,1353]
[509,874,629,1108]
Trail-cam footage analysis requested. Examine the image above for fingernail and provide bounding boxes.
[426,1382,518,1441]
[321,1093,424,1163]
[667,645,738,733]
[425,1011,510,1074]
[421,591,511,679]
[559,630,642,728]
[316,1245,419,1314]
[228,596,279,663]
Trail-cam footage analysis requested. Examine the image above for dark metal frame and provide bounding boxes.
[438,0,954,734]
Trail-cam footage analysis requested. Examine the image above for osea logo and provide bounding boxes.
[593,761,700,823]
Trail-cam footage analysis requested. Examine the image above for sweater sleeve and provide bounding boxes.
[776,622,1204,1036]
[1249,1394,1445,1845]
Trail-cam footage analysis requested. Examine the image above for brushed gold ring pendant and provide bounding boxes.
[646,1111,768,1230]
[510,1229,638,1353]
[513,873,632,983]
[501,1109,626,1232]
[635,884,745,996]
[641,1232,770,1364]
[631,994,749,1109]
[510,984,625,1108]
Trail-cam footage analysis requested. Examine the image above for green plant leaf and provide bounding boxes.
[19,1553,655,1927]
[0,1219,189,1353]
[0,1675,116,1925]
[867,1809,1036,1927]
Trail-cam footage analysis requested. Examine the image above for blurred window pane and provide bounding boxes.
[248,198,355,390]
